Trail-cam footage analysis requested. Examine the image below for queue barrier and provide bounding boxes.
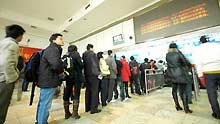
[144,69,165,93]
[191,66,200,101]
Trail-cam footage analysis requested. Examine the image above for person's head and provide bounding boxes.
[49,33,64,46]
[200,35,208,43]
[5,24,25,42]
[108,50,113,56]
[130,56,134,61]
[87,44,94,51]
[168,42,178,53]
[144,58,148,63]
[121,55,125,60]
[169,43,177,49]
[68,45,77,52]
[150,59,154,64]
[158,60,163,63]
[97,52,103,60]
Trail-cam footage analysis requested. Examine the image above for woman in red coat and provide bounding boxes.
[120,56,131,100]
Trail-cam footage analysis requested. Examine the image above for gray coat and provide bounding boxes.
[105,56,117,79]
[0,37,19,84]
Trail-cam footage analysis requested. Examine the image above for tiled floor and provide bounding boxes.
[5,86,220,124]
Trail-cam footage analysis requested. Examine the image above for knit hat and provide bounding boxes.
[169,43,177,48]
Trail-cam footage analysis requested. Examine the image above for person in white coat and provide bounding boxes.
[193,36,220,119]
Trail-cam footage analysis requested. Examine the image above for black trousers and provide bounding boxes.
[72,80,82,100]
[124,82,129,97]
[130,75,141,95]
[205,73,220,116]
[63,77,82,101]
[0,81,15,124]
[140,73,146,93]
[172,83,188,108]
[85,76,99,113]
[113,78,119,99]
[63,78,74,101]
[100,77,108,106]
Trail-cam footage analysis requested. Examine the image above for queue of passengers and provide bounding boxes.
[1,24,220,124]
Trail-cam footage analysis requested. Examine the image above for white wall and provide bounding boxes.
[0,29,68,54]
[114,26,220,63]
[72,19,135,55]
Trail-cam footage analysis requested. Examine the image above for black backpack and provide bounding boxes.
[62,54,74,77]
[25,50,44,83]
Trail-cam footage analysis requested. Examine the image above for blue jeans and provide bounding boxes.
[36,88,56,124]
[101,77,108,106]
[118,76,125,100]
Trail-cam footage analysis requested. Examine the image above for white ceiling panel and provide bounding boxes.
[0,0,162,43]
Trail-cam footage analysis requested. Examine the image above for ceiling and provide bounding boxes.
[0,0,163,43]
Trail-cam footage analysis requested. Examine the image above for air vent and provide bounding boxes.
[68,18,72,22]
[47,17,54,21]
[30,25,37,29]
[85,4,90,10]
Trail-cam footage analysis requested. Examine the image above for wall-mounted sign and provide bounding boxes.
[113,34,124,45]
[134,0,220,43]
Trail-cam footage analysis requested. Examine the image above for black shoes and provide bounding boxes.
[184,108,193,113]
[212,113,220,119]
[90,109,101,114]
[176,106,183,111]
[175,106,193,113]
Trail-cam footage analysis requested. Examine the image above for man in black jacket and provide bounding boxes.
[82,44,101,114]
[36,33,64,124]
[139,58,150,94]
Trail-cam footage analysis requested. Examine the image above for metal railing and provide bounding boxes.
[144,69,165,93]
[191,66,200,101]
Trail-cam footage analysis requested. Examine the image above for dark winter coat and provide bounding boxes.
[166,48,191,84]
[139,62,150,76]
[66,51,84,83]
[37,43,64,88]
[82,50,100,77]
[129,60,139,76]
[115,59,122,77]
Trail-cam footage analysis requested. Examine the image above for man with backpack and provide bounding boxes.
[0,24,25,124]
[62,45,83,119]
[129,56,141,95]
[36,33,64,124]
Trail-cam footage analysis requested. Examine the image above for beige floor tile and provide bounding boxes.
[4,87,220,124]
